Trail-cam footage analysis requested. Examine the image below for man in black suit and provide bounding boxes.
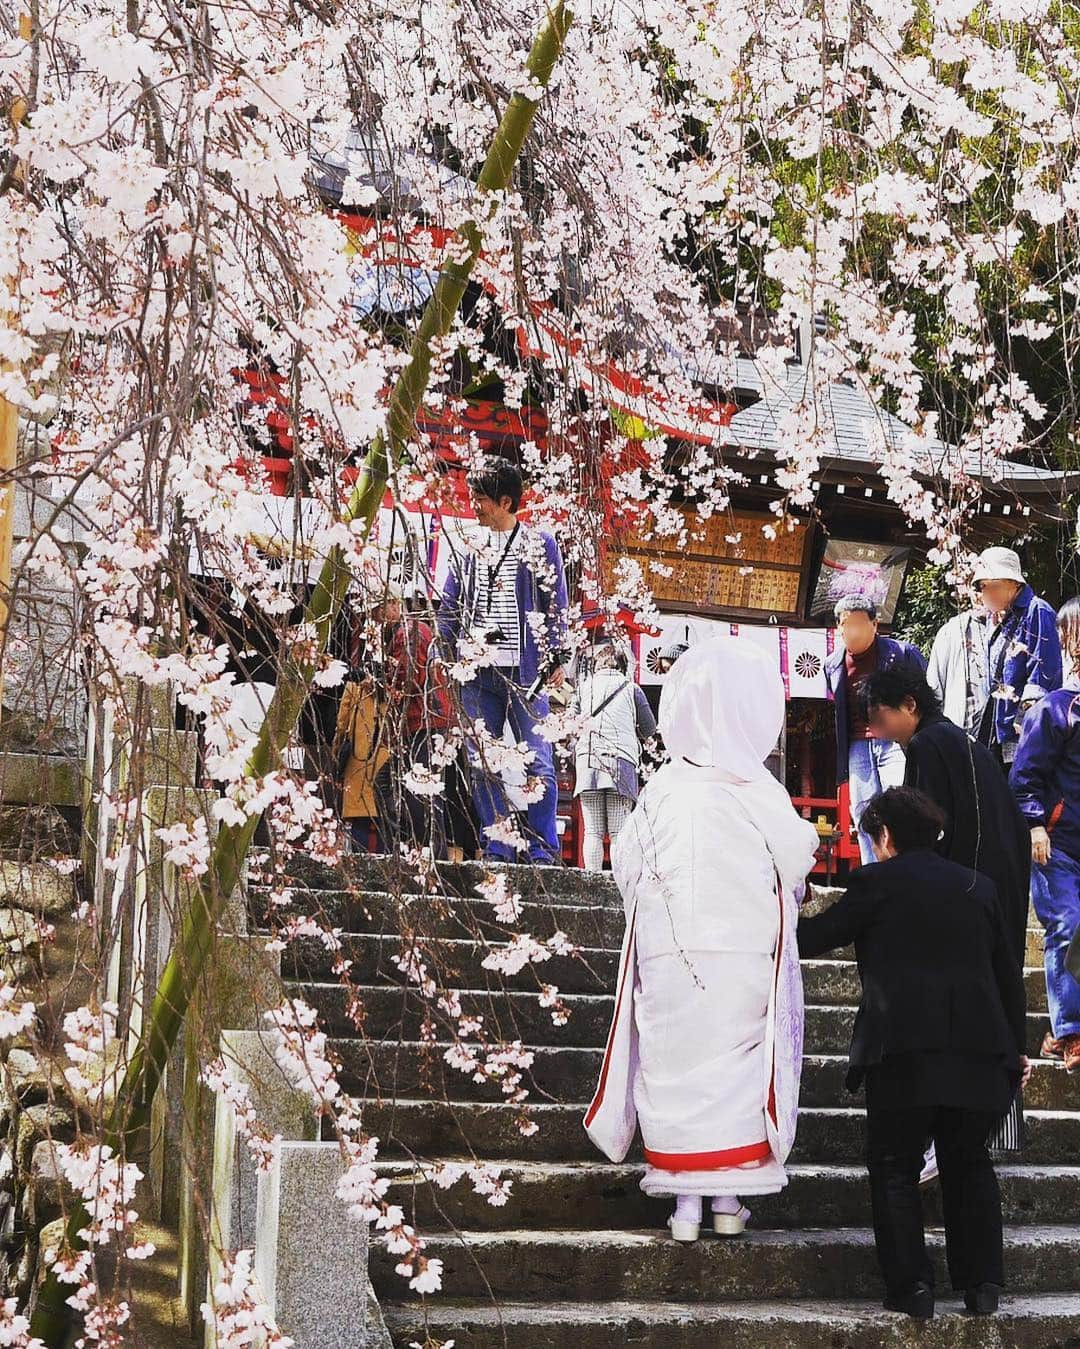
[862,664,1033,1162]
[798,787,1029,1321]
[861,663,1031,968]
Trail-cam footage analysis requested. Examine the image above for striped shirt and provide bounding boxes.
[474,527,521,667]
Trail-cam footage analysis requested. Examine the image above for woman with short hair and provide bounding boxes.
[798,786,1029,1321]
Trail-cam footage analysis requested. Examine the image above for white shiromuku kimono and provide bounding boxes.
[585,637,819,1197]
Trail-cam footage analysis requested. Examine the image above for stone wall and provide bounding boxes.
[0,860,85,1302]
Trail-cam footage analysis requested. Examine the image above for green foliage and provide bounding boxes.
[893,564,956,653]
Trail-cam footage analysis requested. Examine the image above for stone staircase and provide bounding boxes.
[251,857,1080,1347]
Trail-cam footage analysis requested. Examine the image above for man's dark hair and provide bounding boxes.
[860,662,940,721]
[860,786,946,853]
[467,457,523,512]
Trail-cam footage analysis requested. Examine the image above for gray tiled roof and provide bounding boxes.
[725,360,1076,497]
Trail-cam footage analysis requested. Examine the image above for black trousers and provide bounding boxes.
[374,730,446,859]
[866,1103,1004,1297]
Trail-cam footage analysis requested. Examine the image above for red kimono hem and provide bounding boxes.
[643,1140,771,1171]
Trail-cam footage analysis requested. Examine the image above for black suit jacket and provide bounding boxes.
[798,850,1026,1094]
[904,712,1031,967]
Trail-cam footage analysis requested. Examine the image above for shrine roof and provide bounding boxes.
[725,359,1078,505]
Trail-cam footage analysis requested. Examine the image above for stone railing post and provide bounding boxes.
[203,1029,317,1349]
[254,1142,392,1349]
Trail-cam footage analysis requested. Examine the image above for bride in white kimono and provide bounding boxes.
[585,638,819,1241]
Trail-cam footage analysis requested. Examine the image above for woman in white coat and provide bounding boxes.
[573,642,657,871]
[585,638,819,1241]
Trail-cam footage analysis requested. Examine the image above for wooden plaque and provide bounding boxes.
[605,508,810,620]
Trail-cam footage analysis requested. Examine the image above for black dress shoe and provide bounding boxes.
[965,1283,1001,1315]
[883,1282,935,1319]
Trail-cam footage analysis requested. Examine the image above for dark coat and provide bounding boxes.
[903,710,1031,966]
[797,850,1026,1094]
[825,636,927,782]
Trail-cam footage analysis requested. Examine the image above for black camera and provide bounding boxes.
[472,624,508,646]
[526,647,572,700]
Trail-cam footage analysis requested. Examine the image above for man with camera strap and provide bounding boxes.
[437,457,569,864]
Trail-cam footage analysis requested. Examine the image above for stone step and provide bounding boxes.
[369,1224,1080,1303]
[294,982,615,1048]
[250,851,1051,963]
[801,959,1050,1013]
[352,1101,1080,1166]
[330,1037,603,1106]
[829,928,1045,965]
[331,1042,1080,1112]
[254,890,620,949]
[280,934,618,994]
[268,935,1048,1016]
[379,1294,1080,1349]
[793,1054,1076,1113]
[256,887,1048,972]
[279,943,1050,1021]
[290,981,1053,1054]
[379,1159,1080,1232]
[250,850,620,904]
[798,1006,1052,1058]
[302,985,1055,1055]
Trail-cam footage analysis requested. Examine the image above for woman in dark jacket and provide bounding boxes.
[798,787,1030,1322]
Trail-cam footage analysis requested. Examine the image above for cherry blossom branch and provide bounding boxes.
[29,4,573,1342]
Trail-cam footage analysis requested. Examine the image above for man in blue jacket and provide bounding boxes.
[825,596,926,864]
[972,546,1062,767]
[437,458,568,864]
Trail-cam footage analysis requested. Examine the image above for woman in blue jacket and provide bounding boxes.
[1010,598,1080,1073]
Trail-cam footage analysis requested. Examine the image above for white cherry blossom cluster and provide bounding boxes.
[0,986,36,1042]
[264,999,341,1109]
[60,1003,118,1107]
[201,1059,281,1173]
[0,1297,45,1348]
[474,874,523,924]
[201,1250,293,1348]
[52,1144,147,1255]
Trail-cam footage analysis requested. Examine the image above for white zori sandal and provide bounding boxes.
[668,1195,702,1242]
[667,1214,700,1242]
[711,1202,751,1236]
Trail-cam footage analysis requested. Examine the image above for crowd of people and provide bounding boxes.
[334,456,660,870]
[585,545,1079,1323]
[328,461,1080,1316]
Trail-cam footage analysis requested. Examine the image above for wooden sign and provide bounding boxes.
[605,508,811,620]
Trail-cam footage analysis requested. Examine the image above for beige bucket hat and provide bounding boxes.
[971,546,1026,587]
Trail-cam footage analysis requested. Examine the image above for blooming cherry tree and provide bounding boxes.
[0,0,1076,1342]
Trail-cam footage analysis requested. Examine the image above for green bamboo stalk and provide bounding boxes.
[30,5,572,1342]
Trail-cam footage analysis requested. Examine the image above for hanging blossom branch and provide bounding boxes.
[9,0,575,1342]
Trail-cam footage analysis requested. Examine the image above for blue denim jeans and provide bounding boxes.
[848,737,908,865]
[1031,849,1080,1038]
[460,666,559,863]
